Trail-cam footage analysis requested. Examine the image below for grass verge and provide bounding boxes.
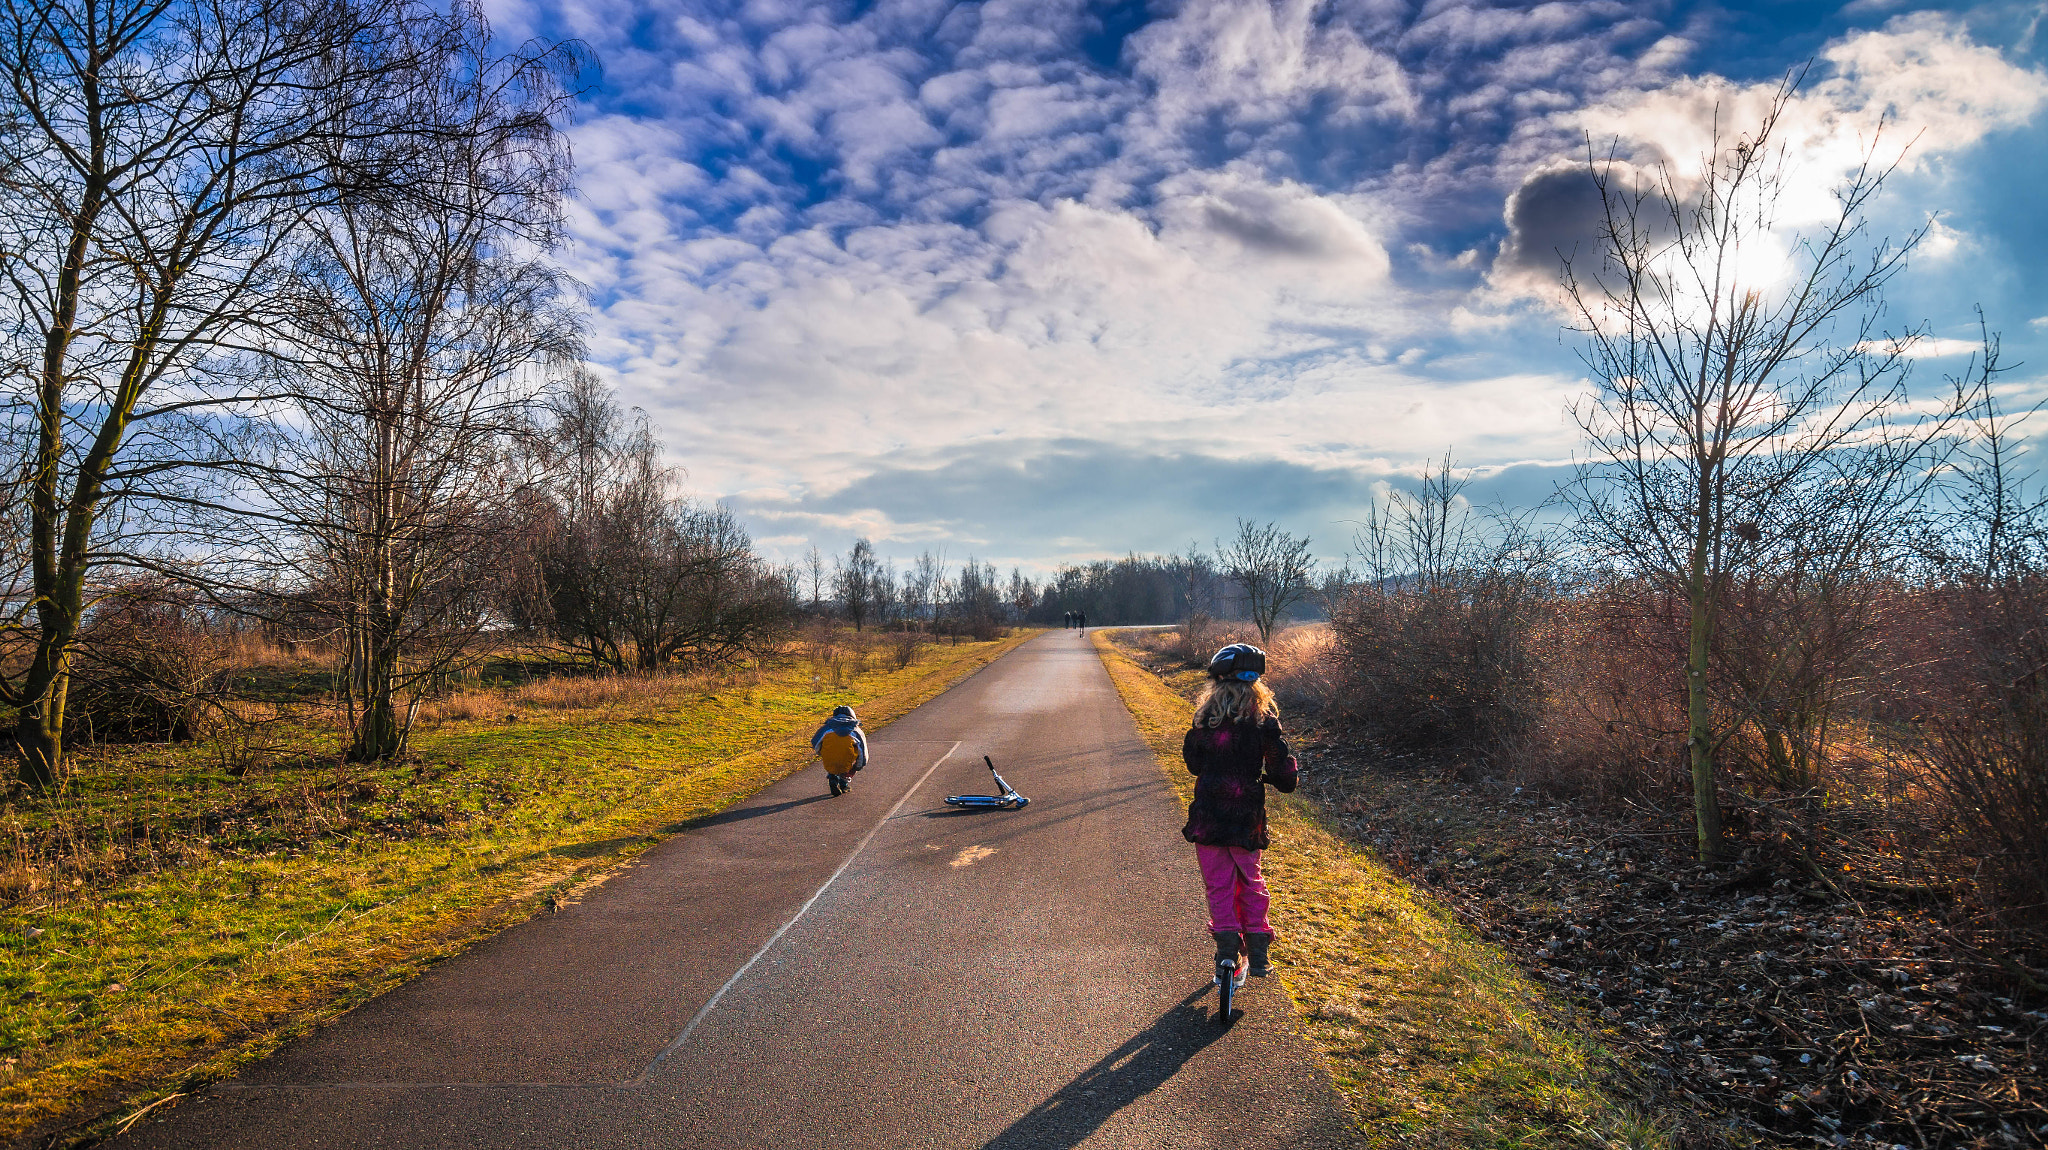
[1090,629,1669,1150]
[2,631,1034,1146]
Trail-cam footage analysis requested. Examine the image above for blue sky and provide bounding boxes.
[485,0,2048,574]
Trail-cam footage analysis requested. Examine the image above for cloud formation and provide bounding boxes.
[491,0,2048,570]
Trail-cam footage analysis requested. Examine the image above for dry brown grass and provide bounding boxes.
[1119,620,1338,710]
[411,666,757,727]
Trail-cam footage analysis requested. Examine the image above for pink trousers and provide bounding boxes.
[1195,844,1271,935]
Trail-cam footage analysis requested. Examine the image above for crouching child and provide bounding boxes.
[811,705,868,797]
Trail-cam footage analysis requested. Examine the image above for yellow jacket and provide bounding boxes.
[813,726,867,773]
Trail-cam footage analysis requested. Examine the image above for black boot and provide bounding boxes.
[1212,931,1244,987]
[1245,932,1273,977]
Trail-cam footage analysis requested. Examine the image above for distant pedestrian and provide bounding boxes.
[1077,611,1087,630]
[811,704,868,797]
[1181,643,1297,986]
[1063,611,1073,629]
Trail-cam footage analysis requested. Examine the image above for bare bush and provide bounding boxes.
[67,584,235,744]
[1524,582,1690,804]
[1259,625,1339,712]
[1173,611,1217,667]
[1329,457,1558,765]
[1884,349,2048,912]
[1332,573,1554,760]
[888,627,927,670]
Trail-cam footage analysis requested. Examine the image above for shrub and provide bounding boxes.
[1899,577,2048,912]
[1328,567,1553,763]
[888,627,927,670]
[67,584,232,744]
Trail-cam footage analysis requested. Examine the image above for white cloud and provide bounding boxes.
[1128,0,1416,130]
[1569,15,2048,215]
[523,0,2045,563]
[1854,336,1983,358]
[1482,14,2048,314]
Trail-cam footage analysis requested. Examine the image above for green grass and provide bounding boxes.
[1090,630,1670,1150]
[0,632,1034,1143]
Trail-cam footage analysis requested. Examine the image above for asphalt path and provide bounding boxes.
[119,630,1356,1149]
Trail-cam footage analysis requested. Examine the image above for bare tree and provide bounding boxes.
[1935,321,2046,583]
[247,29,581,761]
[802,545,827,614]
[523,383,792,674]
[953,557,1004,639]
[0,0,545,786]
[1169,545,1221,621]
[871,559,901,628]
[1007,567,1036,617]
[1560,78,1953,859]
[1353,454,1483,595]
[833,538,885,632]
[1219,518,1316,644]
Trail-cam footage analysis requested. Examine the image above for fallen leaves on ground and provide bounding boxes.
[1298,732,2047,1150]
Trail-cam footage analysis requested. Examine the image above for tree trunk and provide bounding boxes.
[1761,721,1794,789]
[347,483,404,763]
[1686,551,1726,861]
[348,632,404,762]
[11,671,66,789]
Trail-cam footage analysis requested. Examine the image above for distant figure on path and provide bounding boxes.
[1063,611,1073,629]
[1077,611,1087,630]
[1181,643,1297,986]
[811,704,868,797]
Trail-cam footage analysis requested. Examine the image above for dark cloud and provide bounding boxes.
[1203,203,1336,257]
[1493,160,1691,296]
[1495,163,1609,282]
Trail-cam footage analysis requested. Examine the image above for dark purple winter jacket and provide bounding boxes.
[1180,714,1298,850]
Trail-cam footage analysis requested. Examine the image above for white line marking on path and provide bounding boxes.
[631,739,961,1083]
[215,740,965,1094]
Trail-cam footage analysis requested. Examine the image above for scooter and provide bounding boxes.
[1215,949,1247,1026]
[944,756,1029,810]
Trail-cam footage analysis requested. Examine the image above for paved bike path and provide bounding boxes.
[120,631,1355,1148]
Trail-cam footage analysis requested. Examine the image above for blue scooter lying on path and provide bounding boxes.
[943,756,1029,810]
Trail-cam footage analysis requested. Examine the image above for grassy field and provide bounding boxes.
[1090,629,1669,1150]
[0,631,1033,1144]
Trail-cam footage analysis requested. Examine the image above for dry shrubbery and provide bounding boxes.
[1328,569,1554,760]
[1887,578,2048,910]
[26,603,893,762]
[1284,568,2048,917]
[1163,438,2048,917]
[42,583,271,749]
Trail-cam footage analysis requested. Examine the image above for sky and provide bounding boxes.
[483,0,2048,576]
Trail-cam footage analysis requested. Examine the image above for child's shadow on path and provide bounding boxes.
[661,792,832,833]
[981,987,1228,1150]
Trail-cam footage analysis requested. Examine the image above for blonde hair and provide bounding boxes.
[1193,677,1277,727]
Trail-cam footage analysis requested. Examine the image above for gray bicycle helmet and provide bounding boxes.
[1207,643,1266,682]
